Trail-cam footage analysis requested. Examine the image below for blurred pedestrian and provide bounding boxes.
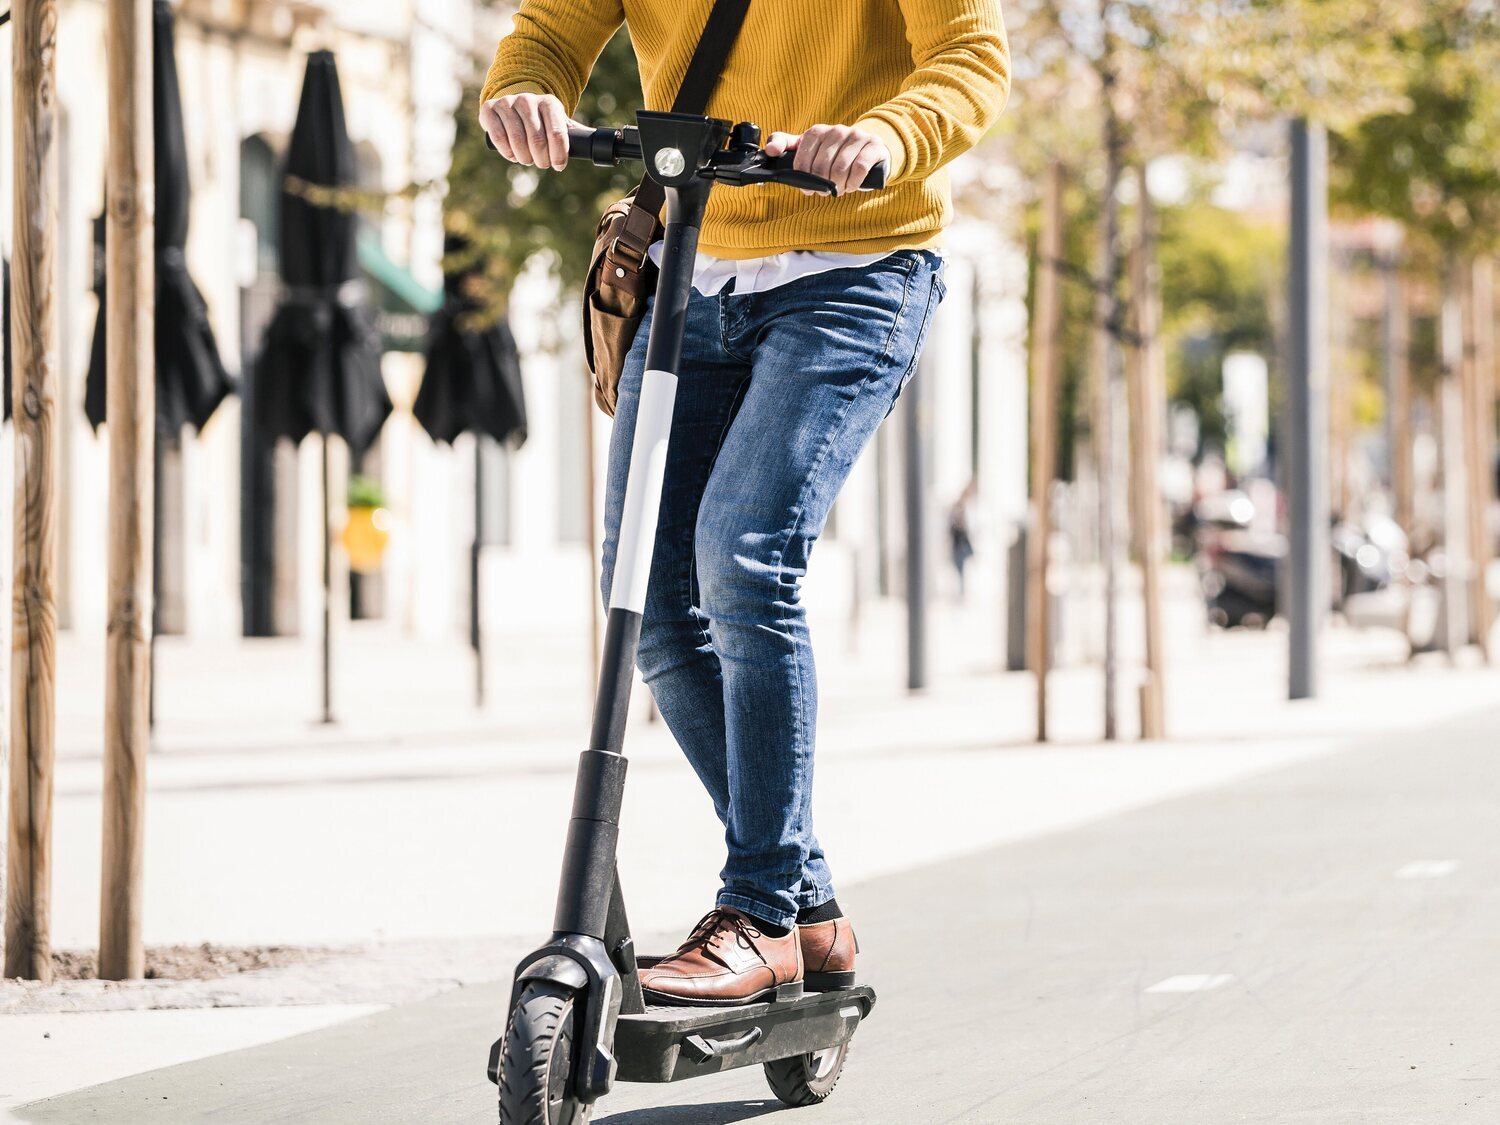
[949,479,977,599]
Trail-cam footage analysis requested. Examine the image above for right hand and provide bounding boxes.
[479,92,573,170]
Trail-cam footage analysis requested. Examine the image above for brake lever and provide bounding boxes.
[769,169,841,195]
[705,156,839,196]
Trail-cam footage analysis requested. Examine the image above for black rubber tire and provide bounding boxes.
[497,981,590,1125]
[763,1041,851,1107]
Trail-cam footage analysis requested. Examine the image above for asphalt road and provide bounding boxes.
[19,707,1499,1124]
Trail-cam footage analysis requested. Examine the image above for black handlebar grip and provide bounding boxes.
[482,120,586,158]
[862,161,889,191]
[566,126,596,161]
[483,125,612,161]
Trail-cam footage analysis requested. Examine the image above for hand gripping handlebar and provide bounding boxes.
[565,123,887,196]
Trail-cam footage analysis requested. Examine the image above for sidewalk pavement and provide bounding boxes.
[16,703,1500,1123]
[4,566,1497,1110]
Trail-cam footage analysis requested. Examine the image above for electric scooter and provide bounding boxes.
[487,111,885,1123]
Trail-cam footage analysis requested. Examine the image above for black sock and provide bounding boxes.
[744,914,791,938]
[796,898,844,926]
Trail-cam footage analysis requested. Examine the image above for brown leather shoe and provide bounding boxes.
[799,917,858,991]
[640,908,804,1007]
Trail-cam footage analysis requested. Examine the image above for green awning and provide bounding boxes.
[358,228,442,353]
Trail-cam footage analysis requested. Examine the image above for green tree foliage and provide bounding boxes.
[1328,3,1500,254]
[1156,198,1281,456]
[444,26,644,320]
[999,0,1447,472]
[1182,0,1420,131]
[998,0,1249,478]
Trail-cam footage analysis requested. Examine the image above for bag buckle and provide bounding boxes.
[607,236,647,275]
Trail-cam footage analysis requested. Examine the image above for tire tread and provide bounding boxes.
[498,982,586,1125]
[763,1044,849,1107]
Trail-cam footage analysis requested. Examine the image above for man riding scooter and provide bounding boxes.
[480,0,1010,1007]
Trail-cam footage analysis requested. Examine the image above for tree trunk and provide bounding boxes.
[99,0,156,981]
[1093,61,1125,741]
[1464,258,1494,658]
[1439,255,1470,657]
[1385,259,1413,539]
[6,0,61,982]
[1129,167,1166,740]
[1028,162,1064,742]
[1329,251,1352,525]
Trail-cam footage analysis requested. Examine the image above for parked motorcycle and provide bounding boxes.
[1194,490,1284,629]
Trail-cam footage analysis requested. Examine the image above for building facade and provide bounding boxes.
[2,0,1030,660]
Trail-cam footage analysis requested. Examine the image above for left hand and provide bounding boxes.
[764,124,889,196]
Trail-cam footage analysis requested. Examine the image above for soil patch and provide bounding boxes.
[46,944,337,982]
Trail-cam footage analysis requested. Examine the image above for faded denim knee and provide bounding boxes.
[694,520,800,639]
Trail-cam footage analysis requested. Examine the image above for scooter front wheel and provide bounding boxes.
[498,981,591,1125]
[763,1041,851,1106]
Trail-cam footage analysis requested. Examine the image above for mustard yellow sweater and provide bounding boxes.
[481,0,1010,259]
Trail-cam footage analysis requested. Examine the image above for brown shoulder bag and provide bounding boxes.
[582,0,751,415]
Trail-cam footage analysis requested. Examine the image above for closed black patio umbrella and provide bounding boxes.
[85,0,234,438]
[415,237,528,705]
[83,0,235,730]
[255,50,391,724]
[414,238,527,447]
[255,51,390,454]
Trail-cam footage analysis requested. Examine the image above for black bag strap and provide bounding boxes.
[616,0,751,260]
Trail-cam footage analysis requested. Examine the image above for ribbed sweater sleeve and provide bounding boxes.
[480,0,625,113]
[855,0,1011,185]
[476,0,1013,258]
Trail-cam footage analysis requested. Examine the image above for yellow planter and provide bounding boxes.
[341,505,391,574]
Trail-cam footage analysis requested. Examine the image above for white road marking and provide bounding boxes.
[1145,974,1235,994]
[1394,860,1459,879]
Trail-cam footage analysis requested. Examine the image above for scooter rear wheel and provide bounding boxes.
[498,981,591,1125]
[763,1041,850,1106]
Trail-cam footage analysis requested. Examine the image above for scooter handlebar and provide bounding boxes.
[566,125,642,164]
[563,124,886,193]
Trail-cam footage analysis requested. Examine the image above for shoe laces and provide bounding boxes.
[675,908,764,960]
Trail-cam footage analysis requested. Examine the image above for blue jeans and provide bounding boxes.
[599,249,946,928]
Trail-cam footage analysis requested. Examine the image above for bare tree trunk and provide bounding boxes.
[1093,58,1125,741]
[1465,258,1494,659]
[1028,162,1064,742]
[99,0,156,981]
[1385,258,1413,538]
[1439,255,1470,657]
[1129,168,1166,741]
[1329,251,1351,524]
[6,0,61,982]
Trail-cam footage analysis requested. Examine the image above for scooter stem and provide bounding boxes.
[554,177,711,942]
[588,178,709,761]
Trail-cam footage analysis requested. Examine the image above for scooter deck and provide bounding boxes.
[614,985,875,1083]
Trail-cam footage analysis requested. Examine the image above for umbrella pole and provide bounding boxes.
[472,436,484,709]
[149,436,160,734]
[583,372,601,696]
[321,436,334,724]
